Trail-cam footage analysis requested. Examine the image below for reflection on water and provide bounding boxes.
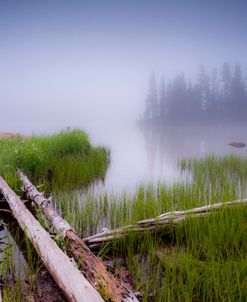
[90,125,247,194]
[0,227,29,281]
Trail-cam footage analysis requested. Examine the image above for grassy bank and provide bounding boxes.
[0,129,109,191]
[0,129,109,300]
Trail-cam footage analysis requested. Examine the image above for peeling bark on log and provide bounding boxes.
[84,199,247,249]
[17,168,139,302]
[0,176,104,302]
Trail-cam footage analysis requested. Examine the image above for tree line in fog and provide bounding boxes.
[144,63,247,126]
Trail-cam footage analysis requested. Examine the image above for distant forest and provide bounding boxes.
[143,63,247,126]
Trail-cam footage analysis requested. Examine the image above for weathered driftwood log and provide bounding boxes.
[0,176,104,302]
[84,199,247,249]
[17,168,139,302]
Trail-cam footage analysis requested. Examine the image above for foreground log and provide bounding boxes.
[84,199,247,249]
[0,176,104,302]
[17,168,139,302]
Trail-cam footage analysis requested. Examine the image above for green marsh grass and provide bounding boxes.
[0,227,42,301]
[0,129,109,300]
[1,130,247,302]
[0,129,109,191]
[52,154,247,301]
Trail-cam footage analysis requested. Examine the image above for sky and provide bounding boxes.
[1,0,247,135]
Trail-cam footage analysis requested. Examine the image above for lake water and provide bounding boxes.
[1,121,246,194]
[1,123,246,276]
[87,123,247,194]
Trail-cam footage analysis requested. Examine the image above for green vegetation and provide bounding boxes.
[1,131,247,302]
[0,129,109,190]
[110,207,247,302]
[0,228,42,302]
[54,155,247,238]
[52,155,247,301]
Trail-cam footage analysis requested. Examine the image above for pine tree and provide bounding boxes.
[197,65,210,112]
[221,62,232,100]
[159,76,166,119]
[144,72,158,120]
[230,63,246,122]
[168,74,187,121]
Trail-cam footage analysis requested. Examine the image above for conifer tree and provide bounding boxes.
[145,72,158,120]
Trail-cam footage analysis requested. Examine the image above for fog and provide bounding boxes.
[1,1,247,192]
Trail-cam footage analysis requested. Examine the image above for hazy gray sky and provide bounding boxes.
[1,0,247,134]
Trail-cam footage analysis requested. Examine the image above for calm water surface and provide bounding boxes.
[3,122,246,193]
[87,124,247,194]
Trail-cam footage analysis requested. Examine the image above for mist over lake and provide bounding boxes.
[1,2,247,301]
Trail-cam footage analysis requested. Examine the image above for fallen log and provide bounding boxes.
[84,199,247,249]
[17,168,139,302]
[0,176,104,302]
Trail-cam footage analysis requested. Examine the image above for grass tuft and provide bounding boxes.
[0,129,109,190]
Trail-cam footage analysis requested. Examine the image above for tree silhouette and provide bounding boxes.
[159,75,166,119]
[145,72,158,120]
[142,63,247,126]
[230,63,246,121]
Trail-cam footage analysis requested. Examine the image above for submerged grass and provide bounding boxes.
[0,129,109,191]
[0,227,42,301]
